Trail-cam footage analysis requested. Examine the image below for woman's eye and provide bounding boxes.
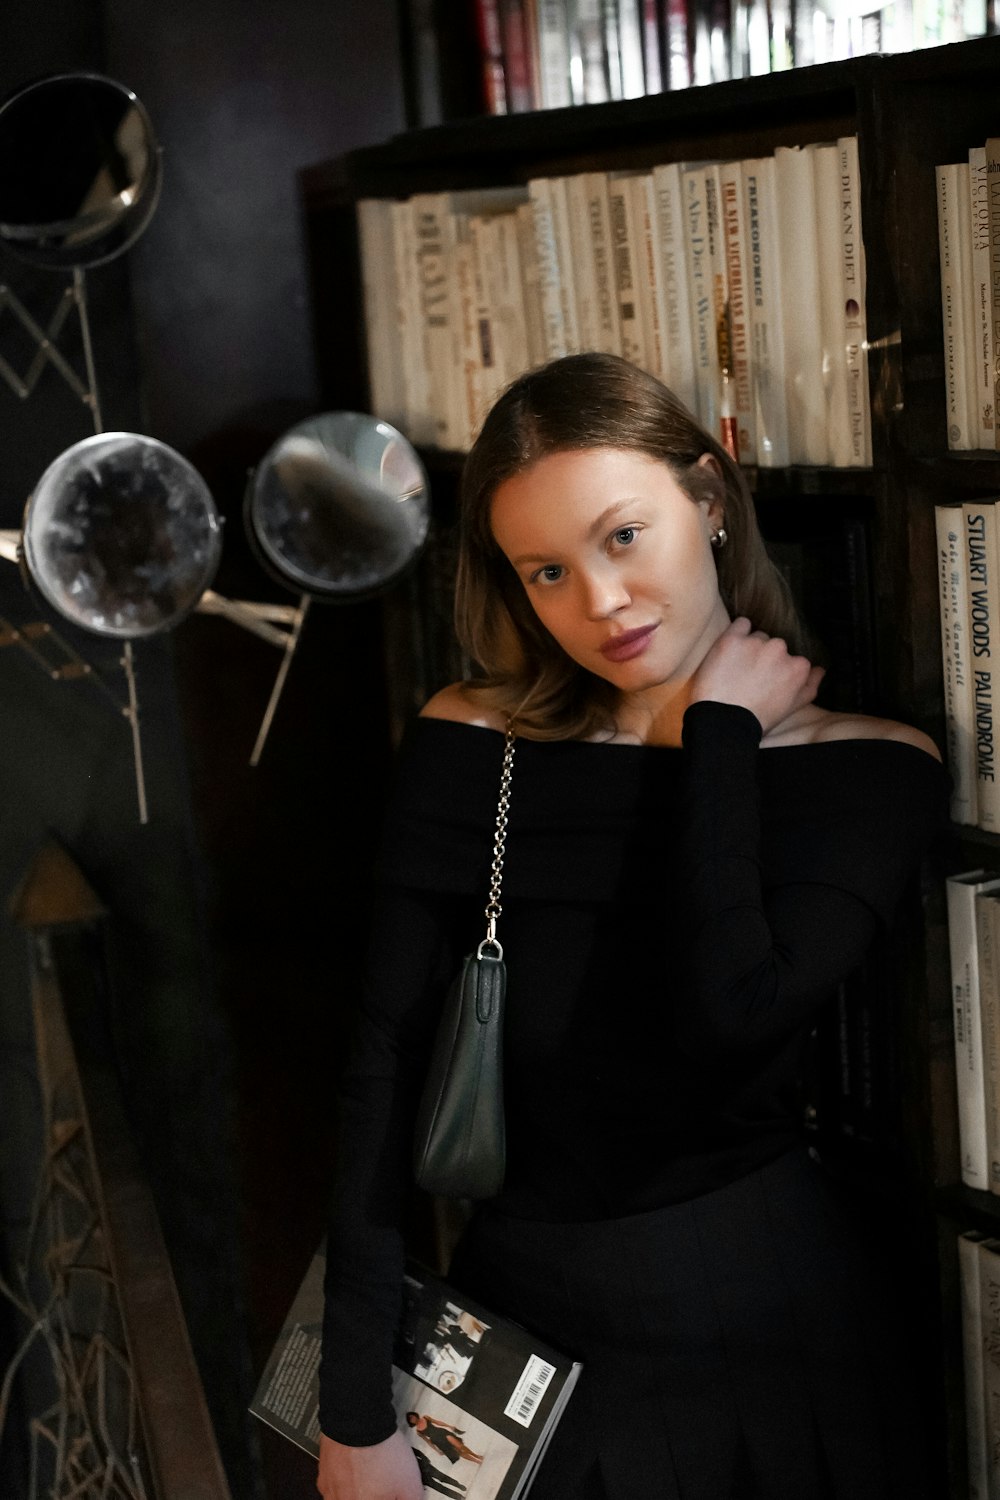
[531,564,563,585]
[612,526,637,547]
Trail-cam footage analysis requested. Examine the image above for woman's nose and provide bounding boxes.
[580,567,630,619]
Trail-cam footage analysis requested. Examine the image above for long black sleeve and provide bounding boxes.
[674,700,893,1055]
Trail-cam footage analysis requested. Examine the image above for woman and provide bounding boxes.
[405,1412,484,1465]
[316,354,946,1500]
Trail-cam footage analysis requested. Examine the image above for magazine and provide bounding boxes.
[250,1246,583,1500]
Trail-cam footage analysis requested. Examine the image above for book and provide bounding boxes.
[936,161,977,451]
[474,0,510,114]
[946,870,1000,1190]
[500,0,537,111]
[977,889,1000,1193]
[837,136,872,467]
[703,162,733,454]
[529,176,570,359]
[641,0,664,91]
[565,171,622,355]
[250,1249,582,1500]
[682,162,718,435]
[964,500,1000,830]
[607,170,647,369]
[718,158,756,464]
[811,143,851,468]
[979,1237,1000,1500]
[617,0,648,96]
[410,193,461,450]
[515,200,551,368]
[536,0,574,108]
[602,0,625,98]
[935,502,979,825]
[959,1229,989,1500]
[970,146,995,450]
[743,155,790,467]
[568,0,610,102]
[986,139,1000,451]
[651,160,698,414]
[548,175,582,355]
[627,171,668,378]
[664,0,693,87]
[356,198,407,434]
[773,144,826,463]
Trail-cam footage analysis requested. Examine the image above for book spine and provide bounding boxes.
[549,175,582,354]
[515,201,549,367]
[582,172,623,355]
[812,143,850,468]
[569,0,611,102]
[617,0,648,95]
[412,193,460,449]
[355,199,406,432]
[959,1231,989,1500]
[979,1238,1000,1499]
[537,0,574,107]
[971,147,995,449]
[628,172,667,378]
[652,161,698,415]
[980,893,1000,1194]
[529,177,570,358]
[838,136,873,466]
[937,162,976,451]
[719,159,757,465]
[965,501,1000,829]
[774,144,827,463]
[390,199,434,446]
[492,210,532,391]
[985,140,1000,452]
[744,156,790,467]
[947,873,992,1189]
[469,214,504,420]
[602,0,625,98]
[473,0,510,113]
[664,0,692,86]
[453,216,483,450]
[936,503,980,824]
[500,0,537,111]
[607,172,647,368]
[704,163,734,456]
[641,0,664,91]
[682,164,716,433]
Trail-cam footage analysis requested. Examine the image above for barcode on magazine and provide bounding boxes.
[503,1354,555,1428]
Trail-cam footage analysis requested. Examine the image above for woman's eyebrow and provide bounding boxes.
[510,500,641,566]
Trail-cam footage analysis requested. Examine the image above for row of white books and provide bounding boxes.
[946,870,1000,1195]
[935,138,1000,452]
[936,501,1000,831]
[357,135,873,466]
[958,1229,1000,1500]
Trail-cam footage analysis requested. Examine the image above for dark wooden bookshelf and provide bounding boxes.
[301,32,1000,1497]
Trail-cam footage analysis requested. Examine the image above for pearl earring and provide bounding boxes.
[710,527,728,549]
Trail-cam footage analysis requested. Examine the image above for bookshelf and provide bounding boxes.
[302,33,1000,1496]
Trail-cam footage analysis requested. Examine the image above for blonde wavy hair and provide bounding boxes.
[455,353,805,741]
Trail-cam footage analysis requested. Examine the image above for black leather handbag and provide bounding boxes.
[413,721,516,1199]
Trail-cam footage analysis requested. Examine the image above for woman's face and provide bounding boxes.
[490,446,730,695]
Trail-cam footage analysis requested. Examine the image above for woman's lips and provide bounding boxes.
[599,623,659,662]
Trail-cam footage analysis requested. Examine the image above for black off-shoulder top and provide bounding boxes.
[318,701,948,1446]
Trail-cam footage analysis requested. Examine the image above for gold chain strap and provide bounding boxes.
[480,719,517,958]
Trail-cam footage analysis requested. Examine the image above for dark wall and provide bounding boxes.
[0,3,406,1496]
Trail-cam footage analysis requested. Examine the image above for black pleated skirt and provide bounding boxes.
[449,1148,931,1500]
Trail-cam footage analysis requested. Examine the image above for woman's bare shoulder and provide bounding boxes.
[419,682,508,732]
[783,705,941,761]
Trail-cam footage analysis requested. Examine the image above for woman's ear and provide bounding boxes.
[693,452,726,532]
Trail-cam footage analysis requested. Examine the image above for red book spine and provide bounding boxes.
[473,0,509,113]
[499,0,536,112]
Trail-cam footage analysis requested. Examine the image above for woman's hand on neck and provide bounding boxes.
[687,617,823,736]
